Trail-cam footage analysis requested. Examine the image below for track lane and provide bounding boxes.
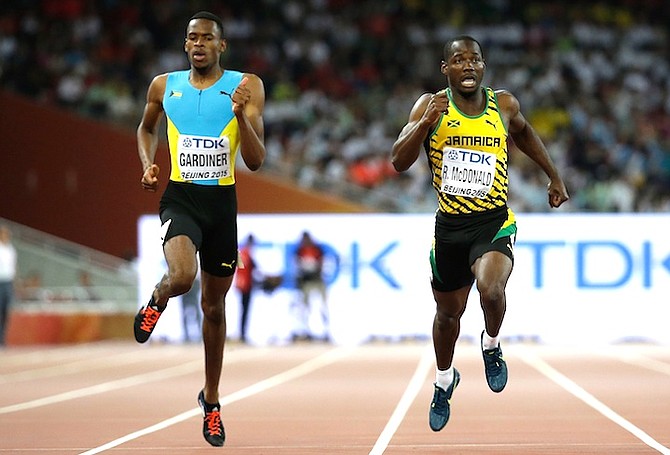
[1,341,669,454]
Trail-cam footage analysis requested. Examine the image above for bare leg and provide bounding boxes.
[154,235,199,307]
[472,251,512,338]
[432,285,472,370]
[318,282,329,338]
[200,271,234,404]
[239,291,251,342]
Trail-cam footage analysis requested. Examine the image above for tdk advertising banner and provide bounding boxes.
[138,213,670,346]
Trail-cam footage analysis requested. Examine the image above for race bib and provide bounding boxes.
[440,147,496,199]
[177,134,231,181]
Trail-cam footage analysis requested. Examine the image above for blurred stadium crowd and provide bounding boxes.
[1,0,669,212]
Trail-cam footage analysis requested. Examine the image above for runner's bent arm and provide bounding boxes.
[392,92,446,172]
[137,74,167,192]
[501,91,569,208]
[233,73,266,171]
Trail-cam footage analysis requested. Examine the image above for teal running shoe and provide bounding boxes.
[481,331,508,393]
[429,368,460,431]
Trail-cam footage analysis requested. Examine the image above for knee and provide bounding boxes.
[477,280,506,305]
[201,293,225,322]
[434,305,461,330]
[202,306,224,323]
[168,268,197,296]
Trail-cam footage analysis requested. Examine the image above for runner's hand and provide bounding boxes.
[231,77,250,115]
[141,164,160,192]
[423,89,449,124]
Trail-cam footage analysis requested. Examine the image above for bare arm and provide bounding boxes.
[137,74,167,192]
[231,73,266,171]
[391,90,448,172]
[501,91,569,208]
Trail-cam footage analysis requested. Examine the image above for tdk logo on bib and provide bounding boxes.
[181,137,227,149]
[446,149,460,160]
[446,149,493,165]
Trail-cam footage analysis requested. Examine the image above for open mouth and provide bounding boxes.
[461,75,477,87]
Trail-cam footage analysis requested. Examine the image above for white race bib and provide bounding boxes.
[440,146,496,199]
[177,134,231,180]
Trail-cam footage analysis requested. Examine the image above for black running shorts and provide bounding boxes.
[159,180,238,277]
[430,206,517,292]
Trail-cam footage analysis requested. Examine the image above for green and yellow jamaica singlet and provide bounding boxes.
[425,87,510,215]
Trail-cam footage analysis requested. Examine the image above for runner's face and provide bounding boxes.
[441,41,485,94]
[184,19,225,68]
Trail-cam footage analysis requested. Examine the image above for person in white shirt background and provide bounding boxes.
[0,225,17,346]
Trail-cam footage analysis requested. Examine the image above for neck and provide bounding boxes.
[189,66,223,86]
[449,86,485,114]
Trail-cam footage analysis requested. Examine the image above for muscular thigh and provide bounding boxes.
[431,207,516,292]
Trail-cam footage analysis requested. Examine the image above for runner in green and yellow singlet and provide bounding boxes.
[392,35,569,432]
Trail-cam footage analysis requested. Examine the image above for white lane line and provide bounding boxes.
[0,359,203,414]
[0,342,128,368]
[0,345,266,384]
[77,346,355,455]
[518,348,670,455]
[369,344,433,455]
[0,347,271,413]
[0,350,157,384]
[614,352,670,376]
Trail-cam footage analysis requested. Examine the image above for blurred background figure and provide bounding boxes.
[292,231,329,342]
[235,234,258,344]
[74,270,100,301]
[0,225,17,346]
[15,271,45,302]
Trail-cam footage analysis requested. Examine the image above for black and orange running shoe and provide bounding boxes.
[133,294,164,343]
[198,390,225,447]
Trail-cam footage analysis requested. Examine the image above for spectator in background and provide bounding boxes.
[0,225,17,345]
[74,270,100,301]
[234,234,257,344]
[0,1,668,212]
[14,271,45,302]
[293,231,330,342]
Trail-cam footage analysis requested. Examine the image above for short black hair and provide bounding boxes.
[443,35,484,61]
[188,11,224,38]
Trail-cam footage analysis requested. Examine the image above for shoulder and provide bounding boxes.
[242,71,262,82]
[416,92,433,105]
[493,88,520,116]
[409,92,433,115]
[146,73,169,101]
[243,72,264,90]
[150,73,172,89]
[418,91,437,109]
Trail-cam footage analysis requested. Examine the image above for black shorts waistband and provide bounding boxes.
[436,206,507,227]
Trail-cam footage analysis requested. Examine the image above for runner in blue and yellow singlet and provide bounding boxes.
[392,35,569,432]
[133,11,266,447]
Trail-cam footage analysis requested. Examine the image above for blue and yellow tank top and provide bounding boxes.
[163,69,244,186]
[426,87,509,214]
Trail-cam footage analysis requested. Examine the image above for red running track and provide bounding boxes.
[1,340,669,454]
